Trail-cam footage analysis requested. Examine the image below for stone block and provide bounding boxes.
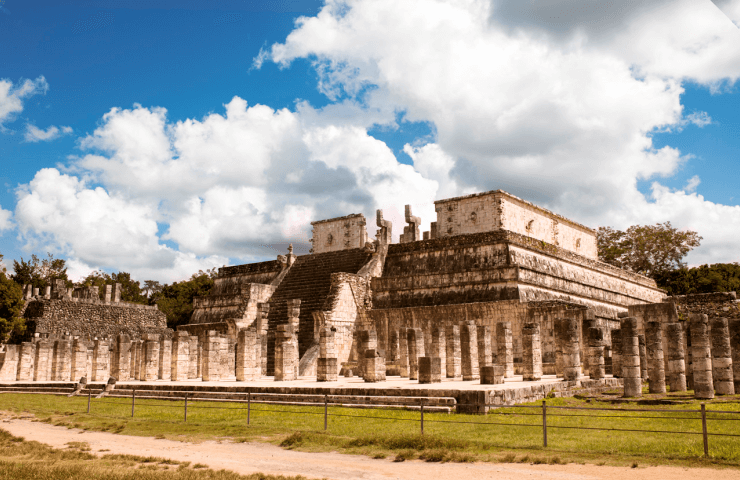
[645,321,666,394]
[158,337,172,381]
[611,328,622,378]
[665,323,687,392]
[33,340,52,382]
[621,317,642,397]
[461,322,479,381]
[710,317,734,395]
[495,322,514,378]
[445,325,461,379]
[0,345,19,382]
[522,323,542,381]
[690,314,714,399]
[171,332,191,381]
[407,328,425,380]
[92,340,110,382]
[16,342,35,381]
[418,356,441,384]
[236,329,261,381]
[317,357,338,382]
[363,349,386,382]
[480,365,505,385]
[71,339,88,382]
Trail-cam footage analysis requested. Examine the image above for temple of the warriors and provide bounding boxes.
[2,189,739,408]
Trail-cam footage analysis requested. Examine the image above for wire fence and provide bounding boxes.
[10,388,740,459]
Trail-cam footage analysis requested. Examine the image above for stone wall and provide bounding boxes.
[24,298,167,341]
[670,292,740,321]
[433,190,598,259]
[310,214,369,254]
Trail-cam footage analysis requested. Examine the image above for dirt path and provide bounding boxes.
[0,417,736,480]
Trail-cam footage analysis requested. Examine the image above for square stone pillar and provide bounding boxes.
[92,340,110,382]
[495,322,514,378]
[559,317,582,382]
[236,329,261,381]
[143,334,160,381]
[358,330,377,377]
[430,327,446,376]
[188,336,199,379]
[638,334,648,382]
[587,327,606,381]
[477,325,492,369]
[480,365,505,385]
[582,319,596,376]
[224,335,236,380]
[398,327,409,378]
[389,330,400,362]
[621,317,642,397]
[0,345,19,381]
[729,319,740,394]
[112,334,131,380]
[406,328,425,380]
[159,336,172,381]
[690,314,714,399]
[363,349,386,382]
[461,322,479,381]
[645,321,666,394]
[274,325,297,381]
[33,340,53,382]
[522,323,542,381]
[71,339,88,382]
[710,317,734,395]
[16,342,35,381]
[129,341,141,380]
[202,331,221,381]
[52,339,72,381]
[611,328,622,378]
[170,332,190,381]
[257,303,270,376]
[418,356,441,384]
[665,323,687,392]
[445,325,461,379]
[318,326,338,382]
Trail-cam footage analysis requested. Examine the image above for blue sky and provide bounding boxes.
[1,0,739,282]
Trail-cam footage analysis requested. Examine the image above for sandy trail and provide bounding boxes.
[0,416,735,480]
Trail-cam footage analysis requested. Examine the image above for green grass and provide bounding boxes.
[1,393,740,469]
[0,427,312,480]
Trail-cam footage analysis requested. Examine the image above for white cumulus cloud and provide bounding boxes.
[24,124,73,142]
[0,76,48,129]
[0,206,12,233]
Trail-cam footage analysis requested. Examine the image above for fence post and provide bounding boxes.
[542,400,547,447]
[420,399,425,435]
[324,395,328,431]
[701,403,709,457]
[131,389,136,418]
[247,392,251,426]
[184,393,188,422]
[87,390,91,414]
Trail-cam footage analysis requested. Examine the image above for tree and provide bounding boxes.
[655,263,740,296]
[597,222,702,278]
[152,271,215,330]
[0,268,25,342]
[142,280,163,299]
[77,271,148,304]
[11,253,69,289]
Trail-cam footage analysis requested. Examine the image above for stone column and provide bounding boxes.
[158,336,172,381]
[16,342,36,381]
[496,322,514,378]
[430,327,446,375]
[202,331,220,381]
[52,339,72,381]
[445,325,461,379]
[638,334,648,382]
[92,340,110,382]
[188,336,198,379]
[257,303,270,377]
[317,326,338,382]
[477,325,492,369]
[274,324,297,381]
[582,319,596,376]
[398,327,409,378]
[461,322,479,381]
[70,339,88,382]
[0,345,19,381]
[665,323,687,392]
[645,321,666,394]
[481,365,505,385]
[690,314,714,400]
[611,329,622,378]
[170,332,191,381]
[363,349,386,382]
[729,319,740,394]
[236,329,260,381]
[621,317,642,397]
[419,357,441,384]
[710,317,734,395]
[33,340,52,382]
[522,323,542,381]
[686,324,694,391]
[142,334,160,381]
[225,335,236,380]
[130,341,142,380]
[407,328,425,380]
[561,318,582,382]
[388,330,399,362]
[587,327,605,381]
[112,334,131,380]
[358,330,377,377]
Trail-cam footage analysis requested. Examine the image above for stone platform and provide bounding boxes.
[0,374,622,414]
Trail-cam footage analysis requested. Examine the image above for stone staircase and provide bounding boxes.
[265,248,374,375]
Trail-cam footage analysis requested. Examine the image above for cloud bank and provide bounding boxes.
[0,76,48,130]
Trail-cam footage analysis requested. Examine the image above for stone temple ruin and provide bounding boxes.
[2,189,739,408]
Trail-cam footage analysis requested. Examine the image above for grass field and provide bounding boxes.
[0,427,309,480]
[1,392,739,469]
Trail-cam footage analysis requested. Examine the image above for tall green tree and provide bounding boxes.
[77,271,148,304]
[11,253,68,289]
[597,222,702,278]
[0,254,25,342]
[655,263,740,296]
[152,270,216,330]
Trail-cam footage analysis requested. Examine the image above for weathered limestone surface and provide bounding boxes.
[317,326,338,382]
[112,334,131,381]
[557,318,581,381]
[496,322,514,378]
[690,314,714,400]
[33,340,52,382]
[158,337,172,381]
[143,334,160,381]
[621,317,642,397]
[188,336,198,379]
[52,339,72,381]
[0,345,19,381]
[638,334,648,381]
[730,319,740,393]
[665,323,687,392]
[407,328,425,380]
[236,329,260,381]
[587,327,605,381]
[311,214,369,254]
[71,339,87,382]
[363,349,386,382]
[274,325,298,381]
[418,356,441,384]
[430,327,446,377]
[645,321,666,394]
[171,332,190,381]
[398,327,409,378]
[522,323,542,381]
[611,329,622,379]
[710,317,734,395]
[445,325,461,379]
[480,365,505,385]
[461,322,479,381]
[92,340,110,382]
[477,325,493,369]
[16,342,35,381]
